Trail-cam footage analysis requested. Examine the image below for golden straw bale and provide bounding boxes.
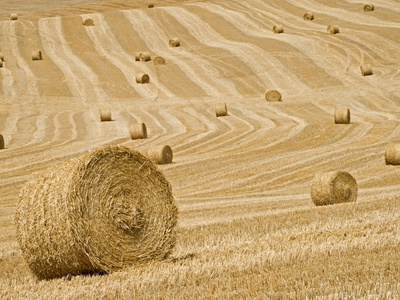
[14,145,178,280]
[0,134,4,149]
[99,108,112,122]
[334,107,350,124]
[169,37,180,47]
[0,60,3,68]
[9,14,18,21]
[265,89,282,102]
[83,19,94,26]
[135,52,141,61]
[310,171,357,206]
[32,50,42,61]
[147,145,173,165]
[148,2,154,8]
[327,25,339,34]
[153,56,166,65]
[0,52,4,62]
[130,123,147,140]
[364,4,374,11]
[303,12,314,20]
[139,52,151,62]
[273,25,284,34]
[215,103,228,117]
[136,73,150,84]
[360,64,373,76]
[384,142,400,165]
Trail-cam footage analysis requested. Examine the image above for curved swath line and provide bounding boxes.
[0,22,15,98]
[163,6,311,93]
[8,22,39,99]
[81,13,174,99]
[122,9,241,97]
[38,18,108,104]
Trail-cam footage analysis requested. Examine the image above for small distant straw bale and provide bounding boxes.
[130,123,148,140]
[9,14,18,21]
[364,4,374,11]
[14,145,178,279]
[273,25,284,34]
[83,19,94,26]
[100,108,112,122]
[385,142,400,165]
[360,64,373,76]
[139,52,151,62]
[0,52,4,62]
[265,90,282,102]
[327,25,339,34]
[215,103,228,117]
[0,134,4,149]
[169,38,180,47]
[0,61,3,68]
[136,73,150,84]
[153,56,166,65]
[334,107,350,124]
[148,2,154,8]
[303,12,314,20]
[135,52,141,61]
[147,145,173,165]
[32,51,42,61]
[310,171,358,206]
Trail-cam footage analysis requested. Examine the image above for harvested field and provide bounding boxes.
[1,0,400,298]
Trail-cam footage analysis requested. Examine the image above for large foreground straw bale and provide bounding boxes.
[147,145,173,164]
[334,107,350,124]
[130,123,147,140]
[364,4,374,11]
[310,171,357,206]
[327,25,339,34]
[215,103,228,117]
[385,142,400,165]
[265,89,282,102]
[15,145,178,279]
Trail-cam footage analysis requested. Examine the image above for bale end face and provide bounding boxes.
[153,56,166,65]
[215,103,228,117]
[334,107,350,124]
[327,25,339,34]
[147,145,173,165]
[136,74,150,84]
[364,4,374,11]
[310,171,358,206]
[130,123,148,140]
[265,90,282,102]
[169,38,180,47]
[303,12,314,20]
[83,19,94,26]
[385,142,400,165]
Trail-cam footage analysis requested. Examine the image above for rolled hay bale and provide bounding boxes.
[303,12,314,20]
[364,4,374,11]
[334,107,350,124]
[148,2,154,8]
[136,73,150,84]
[130,123,147,140]
[31,50,42,61]
[135,52,141,61]
[0,52,4,62]
[139,52,151,62]
[265,89,282,102]
[169,37,180,47]
[384,142,400,165]
[0,60,3,68]
[83,19,94,26]
[99,108,112,122]
[327,25,339,34]
[153,56,166,65]
[14,145,178,280]
[273,25,284,34]
[0,134,4,149]
[360,63,373,76]
[147,145,173,165]
[9,14,18,21]
[310,171,357,206]
[215,103,228,117]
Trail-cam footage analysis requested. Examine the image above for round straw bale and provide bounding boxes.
[153,56,166,65]
[303,12,314,20]
[215,103,228,117]
[364,4,374,11]
[0,60,3,68]
[327,25,339,34]
[147,145,173,165]
[83,19,94,26]
[14,145,178,279]
[384,142,400,165]
[139,52,151,62]
[0,134,4,149]
[31,50,42,61]
[135,52,141,61]
[100,108,112,122]
[148,2,154,8]
[9,14,18,21]
[273,25,284,34]
[130,123,147,140]
[360,63,373,76]
[0,52,4,62]
[136,73,150,84]
[310,171,357,206]
[334,107,350,124]
[169,37,180,47]
[265,89,282,102]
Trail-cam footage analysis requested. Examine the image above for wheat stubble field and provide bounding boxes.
[0,0,400,298]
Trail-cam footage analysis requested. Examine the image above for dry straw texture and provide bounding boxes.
[83,19,94,26]
[334,107,351,124]
[99,108,112,122]
[9,14,18,21]
[136,74,150,84]
[303,12,314,20]
[384,142,400,165]
[14,145,178,279]
[310,171,358,206]
[265,89,282,102]
[169,37,180,47]
[130,123,148,140]
[139,52,151,62]
[360,63,373,76]
[327,25,339,34]
[364,4,374,11]
[31,51,42,61]
[147,145,173,165]
[153,56,166,65]
[273,25,284,34]
[215,103,228,117]
[0,134,4,149]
